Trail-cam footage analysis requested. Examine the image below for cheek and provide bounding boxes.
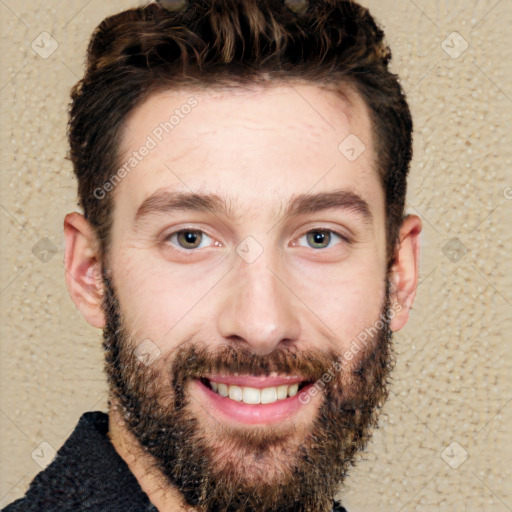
[292,259,386,352]
[108,253,218,344]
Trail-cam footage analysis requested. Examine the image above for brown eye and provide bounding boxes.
[177,230,202,249]
[167,229,213,250]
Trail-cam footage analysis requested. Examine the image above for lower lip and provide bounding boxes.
[194,379,315,425]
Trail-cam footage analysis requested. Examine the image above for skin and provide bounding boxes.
[64,82,421,511]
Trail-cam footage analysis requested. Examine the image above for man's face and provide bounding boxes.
[101,83,393,511]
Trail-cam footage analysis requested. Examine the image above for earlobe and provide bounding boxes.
[64,212,106,329]
[389,214,422,332]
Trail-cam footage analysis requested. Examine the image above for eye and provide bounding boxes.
[295,229,347,250]
[165,229,219,251]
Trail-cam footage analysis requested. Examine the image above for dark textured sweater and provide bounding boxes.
[2,411,348,512]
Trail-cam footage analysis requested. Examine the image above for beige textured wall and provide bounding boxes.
[1,1,511,510]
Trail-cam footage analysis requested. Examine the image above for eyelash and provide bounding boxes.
[163,228,349,253]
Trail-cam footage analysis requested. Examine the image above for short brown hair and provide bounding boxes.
[67,0,412,261]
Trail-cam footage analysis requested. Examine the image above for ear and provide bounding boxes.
[64,212,105,329]
[389,214,422,332]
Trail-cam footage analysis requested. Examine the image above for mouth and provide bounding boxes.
[194,375,316,425]
[198,376,311,404]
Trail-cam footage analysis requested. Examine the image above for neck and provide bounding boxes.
[107,399,195,512]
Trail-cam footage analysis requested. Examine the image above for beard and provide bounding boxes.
[101,268,395,512]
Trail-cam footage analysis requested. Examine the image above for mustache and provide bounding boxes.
[168,343,342,385]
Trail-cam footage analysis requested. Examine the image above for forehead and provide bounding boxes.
[113,82,381,223]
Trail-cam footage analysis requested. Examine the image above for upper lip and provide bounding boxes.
[203,375,306,388]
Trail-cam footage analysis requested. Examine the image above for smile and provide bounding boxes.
[202,378,310,404]
[195,375,315,424]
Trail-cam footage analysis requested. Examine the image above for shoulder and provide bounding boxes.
[2,411,156,512]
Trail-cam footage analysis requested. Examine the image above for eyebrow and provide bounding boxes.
[134,188,373,224]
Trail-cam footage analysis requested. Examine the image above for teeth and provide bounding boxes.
[217,383,229,397]
[208,380,303,404]
[243,387,261,404]
[261,387,277,404]
[229,385,243,402]
[288,383,299,397]
[276,385,288,400]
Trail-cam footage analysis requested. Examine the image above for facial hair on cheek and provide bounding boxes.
[100,268,395,512]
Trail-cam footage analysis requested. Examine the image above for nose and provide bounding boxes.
[216,249,301,356]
